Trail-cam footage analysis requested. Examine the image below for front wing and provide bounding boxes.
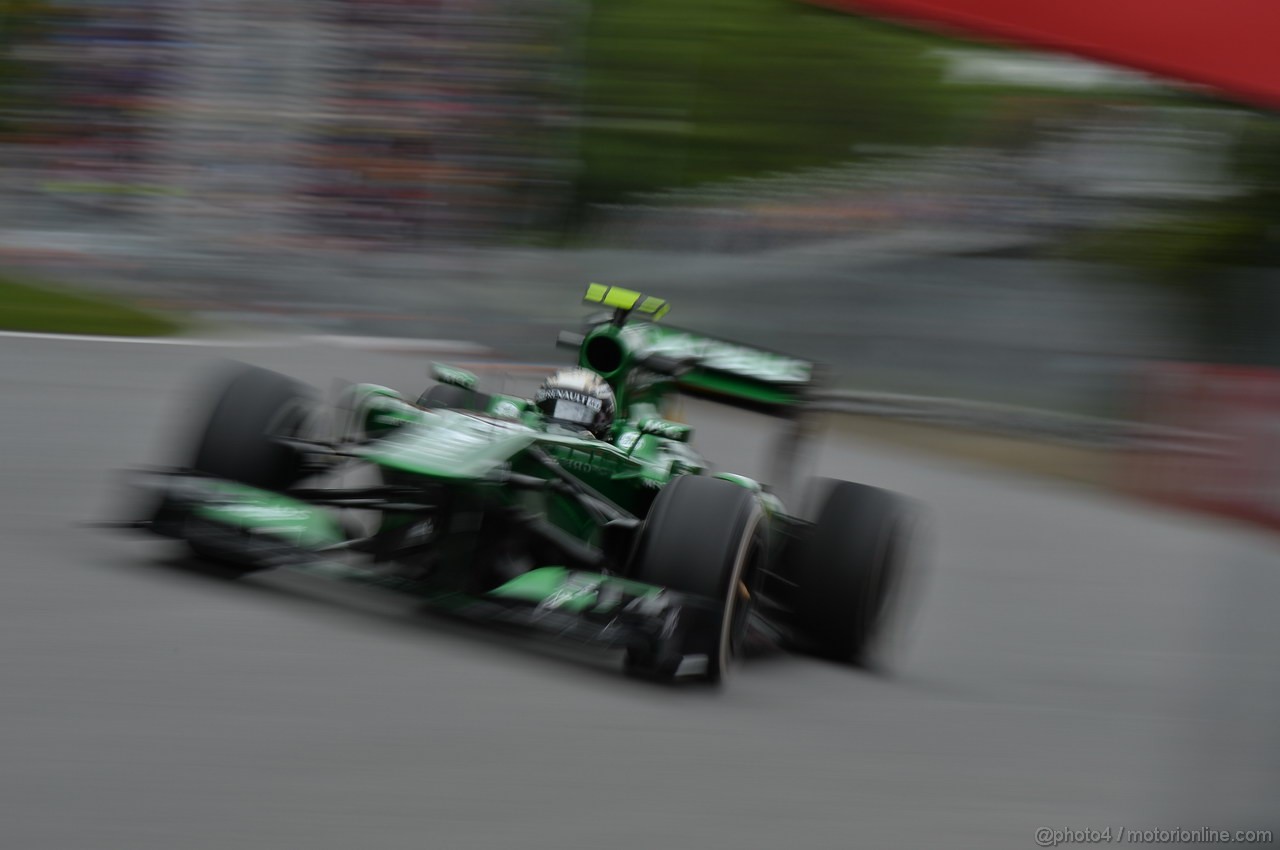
[123,470,736,679]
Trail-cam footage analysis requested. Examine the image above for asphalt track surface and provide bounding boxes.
[3,335,1278,849]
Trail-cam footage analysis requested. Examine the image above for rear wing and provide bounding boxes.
[574,284,817,414]
[628,322,815,411]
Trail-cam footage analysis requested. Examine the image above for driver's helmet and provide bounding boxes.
[534,368,616,438]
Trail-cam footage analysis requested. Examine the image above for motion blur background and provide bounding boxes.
[2,0,1278,846]
[2,0,1277,401]
[3,0,1276,405]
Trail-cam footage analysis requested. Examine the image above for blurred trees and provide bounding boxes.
[1079,114,1280,284]
[1070,112,1280,361]
[573,0,971,211]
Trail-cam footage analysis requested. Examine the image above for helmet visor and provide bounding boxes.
[546,399,599,429]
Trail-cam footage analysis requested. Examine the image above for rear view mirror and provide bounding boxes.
[639,418,691,442]
[430,363,478,391]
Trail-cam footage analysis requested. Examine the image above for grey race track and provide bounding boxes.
[2,335,1277,850]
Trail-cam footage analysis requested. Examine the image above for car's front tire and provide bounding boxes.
[183,364,318,574]
[190,364,317,490]
[626,475,764,683]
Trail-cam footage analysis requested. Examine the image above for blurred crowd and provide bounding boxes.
[6,0,575,245]
[9,1,173,210]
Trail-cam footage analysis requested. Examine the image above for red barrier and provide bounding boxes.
[1131,363,1280,529]
[809,0,1280,109]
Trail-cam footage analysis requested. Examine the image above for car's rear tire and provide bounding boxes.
[626,475,764,683]
[794,479,910,667]
[417,384,491,411]
[184,364,318,574]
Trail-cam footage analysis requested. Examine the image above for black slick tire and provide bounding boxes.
[185,364,317,574]
[794,479,909,667]
[626,475,764,683]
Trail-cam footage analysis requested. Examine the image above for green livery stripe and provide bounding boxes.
[618,322,814,410]
[678,371,801,407]
[629,324,813,385]
[489,566,664,611]
[192,482,347,548]
[364,411,538,479]
[490,566,574,602]
[489,567,598,613]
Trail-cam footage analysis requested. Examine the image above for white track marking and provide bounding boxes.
[0,330,282,346]
[0,329,491,354]
[303,334,490,354]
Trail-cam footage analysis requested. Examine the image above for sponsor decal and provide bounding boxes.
[491,400,521,419]
[534,574,602,614]
[536,387,603,410]
[406,518,435,544]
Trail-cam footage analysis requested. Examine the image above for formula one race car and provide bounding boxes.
[116,285,914,683]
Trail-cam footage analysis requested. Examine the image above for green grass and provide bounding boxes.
[0,273,179,336]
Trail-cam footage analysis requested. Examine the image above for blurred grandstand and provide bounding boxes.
[2,0,575,246]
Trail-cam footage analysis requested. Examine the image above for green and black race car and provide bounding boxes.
[118,285,915,683]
